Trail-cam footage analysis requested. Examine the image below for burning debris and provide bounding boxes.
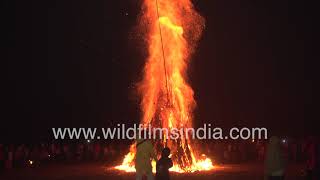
[115,0,213,173]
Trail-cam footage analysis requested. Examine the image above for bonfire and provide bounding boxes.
[115,0,213,173]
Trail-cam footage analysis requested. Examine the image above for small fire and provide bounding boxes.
[115,0,212,173]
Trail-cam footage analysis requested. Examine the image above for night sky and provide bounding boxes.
[2,0,317,142]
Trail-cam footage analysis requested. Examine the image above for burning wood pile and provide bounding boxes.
[115,0,213,173]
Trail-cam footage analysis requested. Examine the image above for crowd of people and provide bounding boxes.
[0,137,319,179]
[0,141,125,171]
[133,136,319,180]
[201,137,319,166]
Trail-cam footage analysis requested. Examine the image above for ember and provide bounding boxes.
[115,0,213,173]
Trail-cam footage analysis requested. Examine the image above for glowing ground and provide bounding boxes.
[0,162,305,180]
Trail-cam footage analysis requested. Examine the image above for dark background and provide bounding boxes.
[2,0,317,142]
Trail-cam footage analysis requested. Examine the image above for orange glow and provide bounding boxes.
[115,0,212,173]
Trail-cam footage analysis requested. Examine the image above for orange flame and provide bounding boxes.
[115,0,212,173]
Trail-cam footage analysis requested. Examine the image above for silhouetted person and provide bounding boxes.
[156,147,173,180]
[6,145,14,169]
[264,136,286,180]
[0,144,4,171]
[290,141,297,163]
[305,137,317,180]
[316,138,320,180]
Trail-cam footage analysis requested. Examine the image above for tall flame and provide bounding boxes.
[115,0,212,173]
